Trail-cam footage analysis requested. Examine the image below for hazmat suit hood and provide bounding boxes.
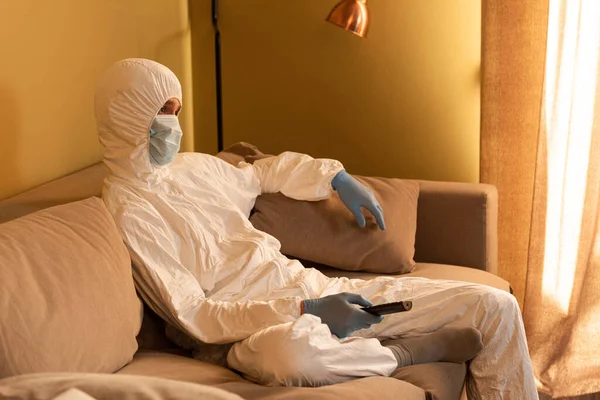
[95,58,182,181]
[98,59,345,348]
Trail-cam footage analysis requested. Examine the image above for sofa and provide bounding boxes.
[0,160,510,400]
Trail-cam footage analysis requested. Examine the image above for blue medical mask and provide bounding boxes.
[149,114,182,166]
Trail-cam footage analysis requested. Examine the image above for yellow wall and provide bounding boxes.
[189,0,219,155]
[0,0,481,200]
[212,0,481,182]
[0,0,194,200]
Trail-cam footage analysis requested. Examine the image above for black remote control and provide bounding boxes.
[361,301,413,316]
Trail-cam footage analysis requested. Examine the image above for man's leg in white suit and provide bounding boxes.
[229,277,538,399]
[339,277,539,400]
[226,314,398,387]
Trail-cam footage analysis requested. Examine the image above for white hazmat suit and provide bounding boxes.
[95,59,538,399]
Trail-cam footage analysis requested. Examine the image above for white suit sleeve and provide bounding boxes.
[118,207,302,345]
[251,151,344,201]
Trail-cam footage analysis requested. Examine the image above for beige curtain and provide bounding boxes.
[482,0,600,398]
[481,0,550,307]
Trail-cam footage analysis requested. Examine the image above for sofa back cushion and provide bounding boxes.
[0,197,142,378]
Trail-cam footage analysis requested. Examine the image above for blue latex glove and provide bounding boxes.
[332,170,386,230]
[302,293,384,338]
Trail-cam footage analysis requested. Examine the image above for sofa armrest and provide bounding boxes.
[414,180,498,274]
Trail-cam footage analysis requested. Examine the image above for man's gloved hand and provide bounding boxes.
[302,293,384,338]
[332,170,386,230]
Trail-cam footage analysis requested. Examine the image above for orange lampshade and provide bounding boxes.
[326,0,369,38]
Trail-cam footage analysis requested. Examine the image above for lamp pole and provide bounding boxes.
[211,0,224,152]
[210,0,366,153]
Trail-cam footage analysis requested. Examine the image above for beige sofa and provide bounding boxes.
[0,162,510,400]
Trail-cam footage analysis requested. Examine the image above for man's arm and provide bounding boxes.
[251,152,344,201]
[250,151,385,230]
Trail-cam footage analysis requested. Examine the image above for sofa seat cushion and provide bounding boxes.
[0,372,241,400]
[317,262,511,292]
[117,351,429,400]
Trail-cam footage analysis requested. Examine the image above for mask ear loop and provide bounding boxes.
[147,108,162,166]
[148,109,160,138]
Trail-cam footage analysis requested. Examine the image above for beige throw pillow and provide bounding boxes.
[0,197,142,378]
[250,177,419,274]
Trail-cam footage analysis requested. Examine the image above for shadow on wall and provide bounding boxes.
[0,84,21,200]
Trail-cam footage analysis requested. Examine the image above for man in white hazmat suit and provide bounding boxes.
[95,58,538,399]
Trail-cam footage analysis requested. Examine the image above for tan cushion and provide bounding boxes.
[0,198,143,378]
[117,351,428,400]
[319,262,511,292]
[414,180,498,273]
[250,178,420,274]
[0,372,242,400]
